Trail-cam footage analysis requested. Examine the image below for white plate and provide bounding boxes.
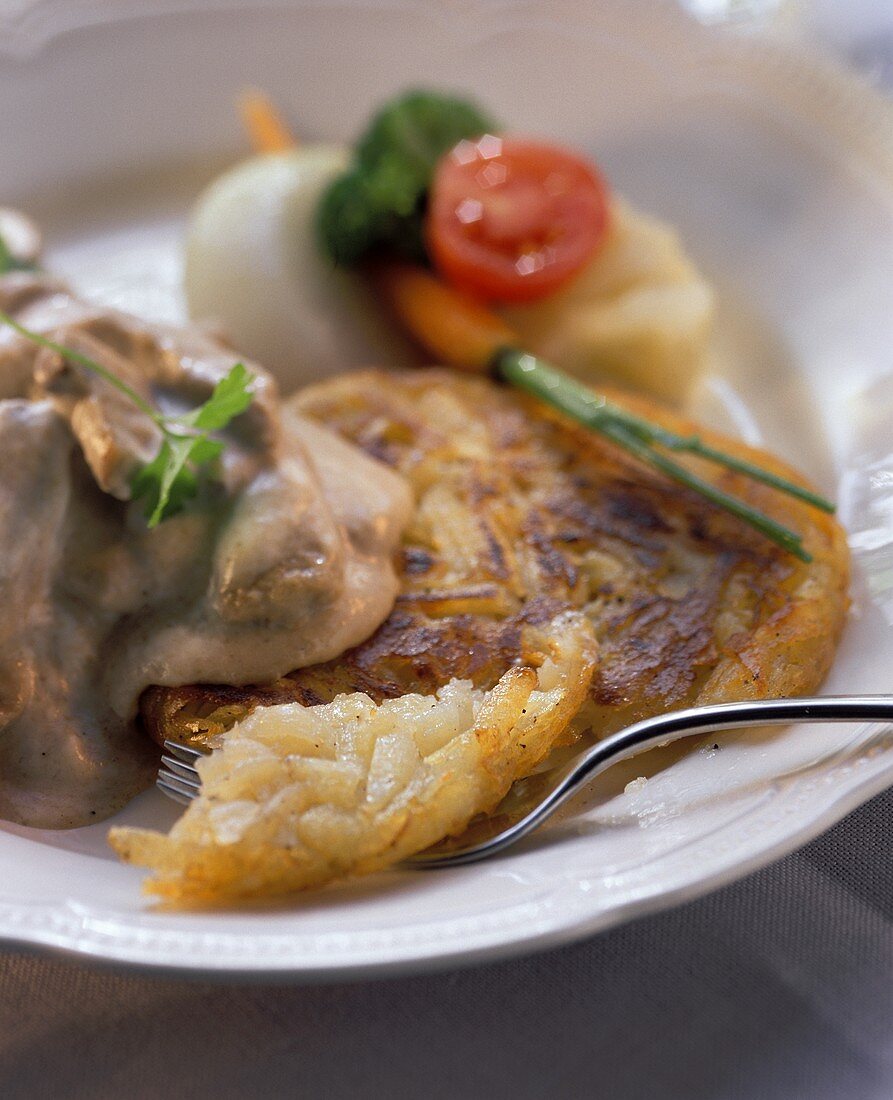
[1,0,892,979]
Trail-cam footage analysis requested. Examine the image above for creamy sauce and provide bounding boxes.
[0,272,412,828]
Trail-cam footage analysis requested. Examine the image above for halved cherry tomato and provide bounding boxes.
[425,135,610,304]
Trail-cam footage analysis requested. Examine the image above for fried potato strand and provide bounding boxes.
[110,611,595,903]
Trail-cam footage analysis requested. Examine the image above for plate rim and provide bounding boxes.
[2,740,893,980]
[1,0,892,979]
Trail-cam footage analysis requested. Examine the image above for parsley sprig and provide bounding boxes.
[0,309,254,526]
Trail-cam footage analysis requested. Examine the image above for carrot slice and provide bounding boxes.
[370,261,517,372]
[238,88,297,153]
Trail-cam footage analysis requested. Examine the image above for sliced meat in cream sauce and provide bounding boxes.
[0,272,412,828]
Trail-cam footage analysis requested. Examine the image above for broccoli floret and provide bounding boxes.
[317,89,497,266]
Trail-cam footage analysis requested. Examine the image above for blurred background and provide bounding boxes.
[682,0,893,88]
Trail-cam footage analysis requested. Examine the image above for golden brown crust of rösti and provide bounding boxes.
[140,369,849,750]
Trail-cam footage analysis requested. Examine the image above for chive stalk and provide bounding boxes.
[492,347,833,563]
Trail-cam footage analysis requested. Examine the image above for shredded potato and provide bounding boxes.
[110,611,595,903]
[129,369,849,904]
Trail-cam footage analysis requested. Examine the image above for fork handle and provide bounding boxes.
[414,695,893,867]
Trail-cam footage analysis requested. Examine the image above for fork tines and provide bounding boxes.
[157,740,203,805]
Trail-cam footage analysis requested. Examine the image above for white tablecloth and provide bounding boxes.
[2,5,892,1098]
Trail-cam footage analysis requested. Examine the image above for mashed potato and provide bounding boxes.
[502,197,715,403]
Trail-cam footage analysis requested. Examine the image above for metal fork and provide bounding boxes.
[156,695,893,867]
[157,740,205,805]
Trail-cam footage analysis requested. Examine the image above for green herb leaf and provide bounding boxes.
[131,432,227,527]
[131,436,196,526]
[179,361,254,430]
[0,308,255,528]
[187,436,226,466]
[318,89,497,266]
[129,359,252,525]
